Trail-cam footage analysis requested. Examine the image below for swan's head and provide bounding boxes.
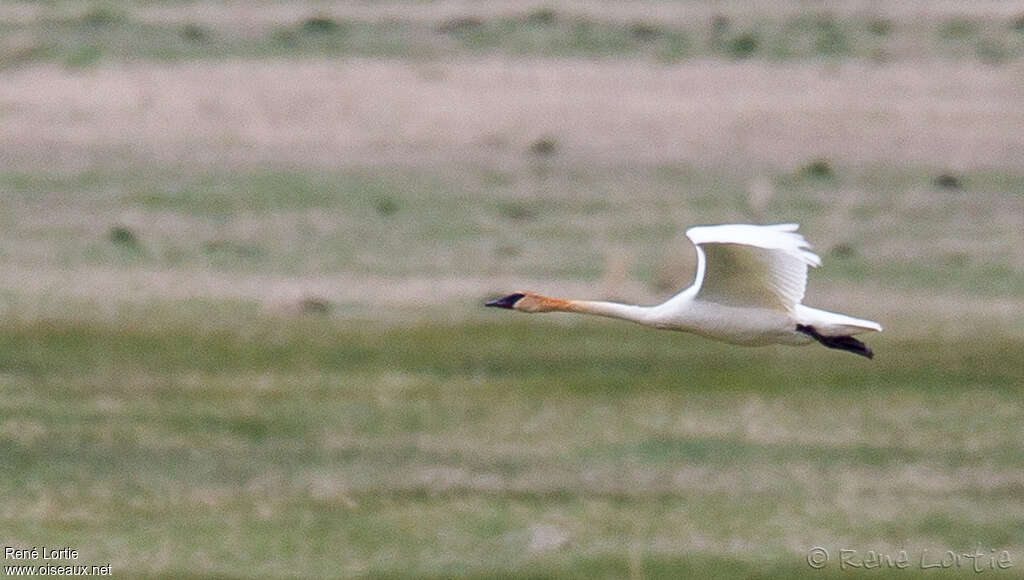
[485,291,562,313]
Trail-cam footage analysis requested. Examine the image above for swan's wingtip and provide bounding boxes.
[803,251,823,268]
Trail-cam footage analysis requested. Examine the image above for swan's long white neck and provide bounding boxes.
[507,292,676,327]
[568,300,655,324]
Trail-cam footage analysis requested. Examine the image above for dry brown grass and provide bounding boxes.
[2,59,1022,171]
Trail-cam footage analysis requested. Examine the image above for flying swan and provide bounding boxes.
[486,223,881,358]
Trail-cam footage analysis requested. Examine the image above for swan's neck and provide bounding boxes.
[564,300,655,325]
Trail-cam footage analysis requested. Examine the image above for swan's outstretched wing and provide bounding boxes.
[683,223,821,312]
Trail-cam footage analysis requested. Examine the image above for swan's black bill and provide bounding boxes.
[485,293,525,309]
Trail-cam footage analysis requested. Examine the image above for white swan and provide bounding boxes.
[486,223,881,358]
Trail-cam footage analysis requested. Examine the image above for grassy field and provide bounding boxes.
[2,308,1022,577]
[1,308,1023,577]
[1,1,1023,578]
[1,162,1021,578]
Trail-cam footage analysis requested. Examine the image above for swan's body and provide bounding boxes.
[486,223,881,358]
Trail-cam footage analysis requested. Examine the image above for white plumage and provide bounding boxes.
[487,223,882,358]
[682,223,820,310]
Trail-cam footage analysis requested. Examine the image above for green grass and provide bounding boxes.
[0,309,1021,576]
[2,164,1021,292]
[132,172,346,215]
[3,8,1024,66]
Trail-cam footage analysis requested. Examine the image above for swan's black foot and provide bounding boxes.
[796,324,874,359]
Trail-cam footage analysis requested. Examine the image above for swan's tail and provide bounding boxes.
[794,305,882,336]
[794,305,881,359]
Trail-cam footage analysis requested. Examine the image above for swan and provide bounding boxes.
[486,223,881,358]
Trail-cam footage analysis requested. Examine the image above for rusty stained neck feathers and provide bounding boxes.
[486,292,654,324]
[485,291,576,313]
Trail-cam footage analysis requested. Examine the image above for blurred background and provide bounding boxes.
[1,1,1022,577]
